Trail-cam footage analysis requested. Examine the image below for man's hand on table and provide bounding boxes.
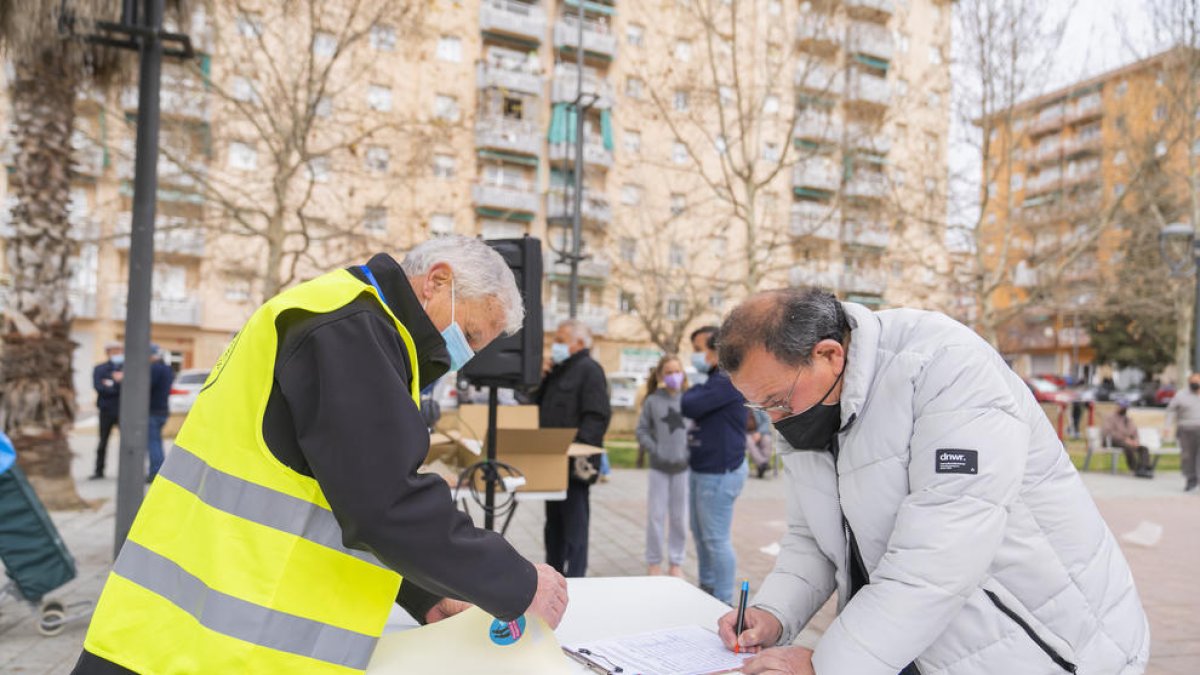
[717,606,782,655]
[741,646,816,675]
[526,563,569,628]
[423,598,472,624]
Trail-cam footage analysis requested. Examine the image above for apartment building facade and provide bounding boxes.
[0,0,951,408]
[979,47,1197,379]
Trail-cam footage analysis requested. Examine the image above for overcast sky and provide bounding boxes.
[1050,0,1156,91]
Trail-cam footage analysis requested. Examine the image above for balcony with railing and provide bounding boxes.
[794,111,841,143]
[1067,94,1102,122]
[1033,140,1062,164]
[844,170,888,199]
[472,180,540,214]
[122,72,208,120]
[795,62,843,95]
[1064,161,1100,186]
[543,250,612,279]
[111,288,203,325]
[117,155,206,191]
[790,264,840,289]
[480,0,546,42]
[843,220,890,248]
[790,201,840,240]
[476,61,542,96]
[548,188,611,224]
[72,134,105,177]
[793,158,840,192]
[845,0,894,18]
[548,136,613,167]
[1026,168,1062,195]
[840,269,887,295]
[543,304,609,335]
[113,214,206,257]
[846,121,891,154]
[1063,133,1101,156]
[848,21,894,60]
[551,64,613,108]
[476,116,542,156]
[1030,106,1064,135]
[554,16,617,58]
[847,70,890,106]
[796,17,840,49]
[69,289,97,319]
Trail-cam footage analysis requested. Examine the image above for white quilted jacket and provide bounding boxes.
[752,304,1150,675]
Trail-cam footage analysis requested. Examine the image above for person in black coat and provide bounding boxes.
[533,319,612,577]
[90,342,124,479]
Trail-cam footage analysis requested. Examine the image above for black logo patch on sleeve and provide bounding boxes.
[936,449,978,474]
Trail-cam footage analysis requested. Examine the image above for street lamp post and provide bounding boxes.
[1159,221,1200,372]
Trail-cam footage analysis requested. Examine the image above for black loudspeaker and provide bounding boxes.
[459,236,543,389]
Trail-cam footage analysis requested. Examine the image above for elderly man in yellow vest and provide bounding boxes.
[74,236,569,674]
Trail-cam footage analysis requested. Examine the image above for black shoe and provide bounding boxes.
[88,472,104,481]
[756,464,768,479]
[1134,470,1154,479]
[1186,480,1199,493]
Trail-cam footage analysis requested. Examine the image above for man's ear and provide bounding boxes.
[424,262,452,296]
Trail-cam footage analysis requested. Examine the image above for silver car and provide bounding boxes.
[168,369,210,414]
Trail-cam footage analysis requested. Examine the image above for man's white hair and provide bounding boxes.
[401,235,525,335]
[558,318,593,348]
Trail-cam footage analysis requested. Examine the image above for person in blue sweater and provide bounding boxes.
[681,326,747,605]
[147,344,175,482]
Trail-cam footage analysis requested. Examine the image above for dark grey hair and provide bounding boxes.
[717,288,849,373]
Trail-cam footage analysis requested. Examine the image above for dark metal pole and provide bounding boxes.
[114,0,164,556]
[568,0,585,319]
[484,385,499,530]
[1192,242,1200,374]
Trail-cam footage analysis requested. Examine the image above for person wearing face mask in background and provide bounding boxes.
[1165,371,1200,492]
[711,287,1148,675]
[534,319,612,578]
[636,355,691,578]
[90,342,125,480]
[681,326,747,605]
[1102,400,1154,478]
[74,237,570,675]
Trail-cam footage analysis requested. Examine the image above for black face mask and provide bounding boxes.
[1191,383,1200,393]
[773,366,845,451]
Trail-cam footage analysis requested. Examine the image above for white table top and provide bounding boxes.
[380,576,734,673]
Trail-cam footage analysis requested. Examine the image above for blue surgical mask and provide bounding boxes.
[110,354,125,367]
[440,280,475,372]
[551,342,571,364]
[691,353,711,374]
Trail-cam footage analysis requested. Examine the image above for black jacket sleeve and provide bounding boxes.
[275,309,537,621]
[575,362,612,447]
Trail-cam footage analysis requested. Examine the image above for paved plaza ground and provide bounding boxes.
[1,431,1197,673]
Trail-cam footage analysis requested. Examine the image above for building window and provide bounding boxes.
[1010,173,1023,190]
[307,156,330,182]
[236,12,262,38]
[1114,150,1126,165]
[1114,183,1125,196]
[619,291,635,314]
[1115,115,1126,131]
[672,142,688,164]
[626,23,644,47]
[436,36,462,62]
[719,86,734,107]
[895,30,910,53]
[619,237,637,263]
[365,145,390,172]
[231,76,258,103]
[430,213,454,237]
[624,129,641,154]
[1155,141,1167,157]
[763,94,780,114]
[481,220,526,239]
[675,40,692,62]
[929,45,942,65]
[709,290,724,310]
[763,142,780,162]
[434,94,459,121]
[364,206,388,233]
[621,183,643,205]
[367,84,393,112]
[670,193,686,216]
[673,90,689,112]
[314,96,333,118]
[626,76,644,99]
[669,244,685,268]
[370,24,396,51]
[715,135,727,154]
[228,141,257,170]
[1115,80,1127,97]
[666,297,684,320]
[432,153,456,178]
[313,31,337,58]
[1156,71,1165,87]
[225,278,251,302]
[1154,104,1167,121]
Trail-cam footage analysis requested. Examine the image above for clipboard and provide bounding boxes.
[561,625,749,675]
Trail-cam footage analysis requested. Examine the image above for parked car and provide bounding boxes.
[1024,378,1074,404]
[168,369,210,414]
[1153,385,1176,407]
[1033,373,1070,389]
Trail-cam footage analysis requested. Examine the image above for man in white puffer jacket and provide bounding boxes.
[714,288,1149,675]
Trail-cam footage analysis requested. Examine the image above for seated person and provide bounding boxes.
[1102,401,1153,478]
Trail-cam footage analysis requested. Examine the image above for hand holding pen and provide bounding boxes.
[717,588,783,655]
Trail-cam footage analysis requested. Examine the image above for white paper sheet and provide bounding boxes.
[367,607,573,674]
[564,624,751,675]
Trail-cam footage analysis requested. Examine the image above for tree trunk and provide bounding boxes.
[1175,278,1193,383]
[0,54,87,510]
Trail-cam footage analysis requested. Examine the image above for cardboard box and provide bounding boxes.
[432,405,577,492]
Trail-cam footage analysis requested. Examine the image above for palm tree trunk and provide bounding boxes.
[1,54,88,509]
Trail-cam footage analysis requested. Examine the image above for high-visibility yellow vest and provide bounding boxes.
[84,269,421,674]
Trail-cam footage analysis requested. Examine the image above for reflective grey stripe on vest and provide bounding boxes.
[159,444,387,570]
[114,540,377,670]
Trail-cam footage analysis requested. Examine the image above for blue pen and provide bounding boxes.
[734,579,749,654]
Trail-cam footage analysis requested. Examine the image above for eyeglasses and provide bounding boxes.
[744,363,806,416]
